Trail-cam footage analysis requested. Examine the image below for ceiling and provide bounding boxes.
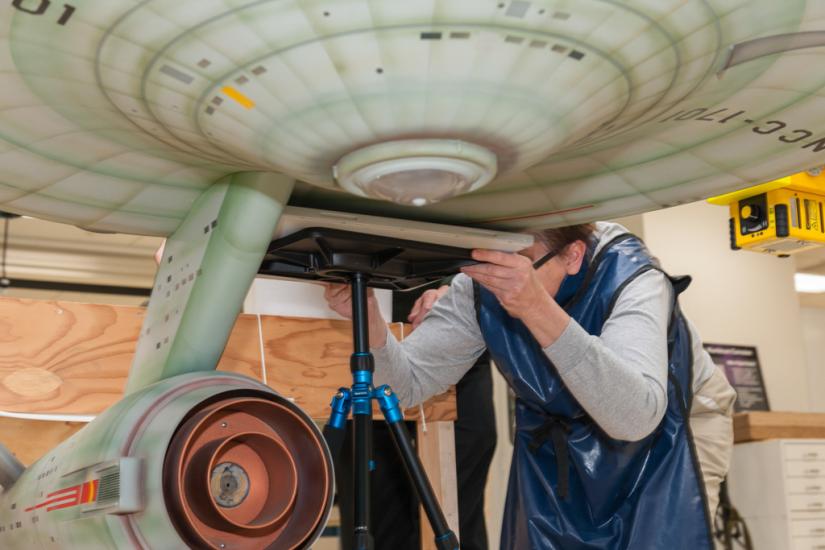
[0,215,161,306]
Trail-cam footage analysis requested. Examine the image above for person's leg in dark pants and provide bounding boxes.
[454,358,497,550]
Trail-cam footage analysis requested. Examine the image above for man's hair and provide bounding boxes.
[530,224,596,254]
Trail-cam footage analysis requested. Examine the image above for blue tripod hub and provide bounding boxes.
[327,384,404,432]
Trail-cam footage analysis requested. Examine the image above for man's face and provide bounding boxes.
[518,242,574,298]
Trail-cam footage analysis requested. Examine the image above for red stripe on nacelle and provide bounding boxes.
[25,480,99,513]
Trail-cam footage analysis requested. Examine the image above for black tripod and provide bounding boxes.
[324,273,459,550]
[258,228,471,550]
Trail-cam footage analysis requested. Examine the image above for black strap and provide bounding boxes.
[532,249,558,270]
[669,274,692,296]
[528,415,572,500]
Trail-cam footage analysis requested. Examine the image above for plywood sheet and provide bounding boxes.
[0,297,455,420]
[0,418,85,466]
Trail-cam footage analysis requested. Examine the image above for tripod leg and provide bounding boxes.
[352,412,374,550]
[323,388,352,467]
[377,386,459,550]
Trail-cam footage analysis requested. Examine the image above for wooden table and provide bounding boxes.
[734,411,825,443]
[0,296,459,549]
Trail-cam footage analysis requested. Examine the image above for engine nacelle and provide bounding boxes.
[0,372,333,549]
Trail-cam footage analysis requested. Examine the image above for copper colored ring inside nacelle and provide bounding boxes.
[165,396,332,550]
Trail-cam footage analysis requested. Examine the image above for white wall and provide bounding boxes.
[243,277,392,320]
[642,201,810,411]
[610,214,645,237]
[800,307,825,412]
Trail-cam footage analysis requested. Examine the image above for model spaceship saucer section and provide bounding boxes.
[1,1,825,233]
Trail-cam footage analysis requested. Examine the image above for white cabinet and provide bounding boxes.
[729,440,825,550]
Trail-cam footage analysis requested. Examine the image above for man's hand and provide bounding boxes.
[461,249,552,321]
[324,283,357,319]
[408,285,449,330]
[154,240,166,266]
[323,283,388,348]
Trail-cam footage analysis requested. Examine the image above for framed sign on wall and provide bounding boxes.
[703,343,770,412]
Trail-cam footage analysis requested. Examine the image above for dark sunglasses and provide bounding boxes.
[532,249,558,270]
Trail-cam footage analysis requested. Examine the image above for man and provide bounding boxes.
[326,222,735,549]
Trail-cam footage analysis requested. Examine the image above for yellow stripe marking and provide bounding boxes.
[221,86,255,109]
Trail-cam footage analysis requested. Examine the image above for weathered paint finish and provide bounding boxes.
[125,171,294,394]
[0,372,332,549]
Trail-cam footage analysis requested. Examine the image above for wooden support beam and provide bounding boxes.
[418,421,460,550]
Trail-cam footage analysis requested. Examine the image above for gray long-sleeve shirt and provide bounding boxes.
[373,222,717,442]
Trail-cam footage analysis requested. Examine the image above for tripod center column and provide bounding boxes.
[349,272,376,550]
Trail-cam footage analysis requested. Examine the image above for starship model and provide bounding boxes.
[0,0,824,548]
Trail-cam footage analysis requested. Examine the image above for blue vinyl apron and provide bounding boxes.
[476,233,712,549]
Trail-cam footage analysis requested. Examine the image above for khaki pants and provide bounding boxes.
[689,366,737,518]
